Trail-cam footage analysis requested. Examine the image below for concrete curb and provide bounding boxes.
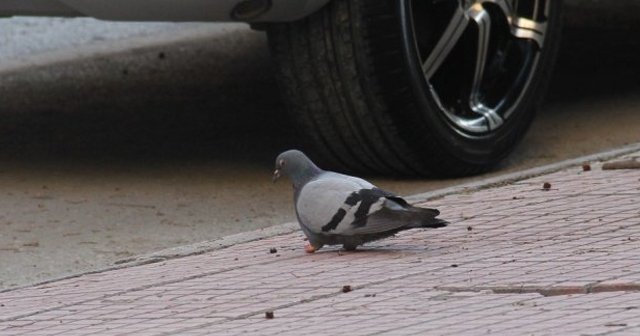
[3,142,640,294]
[405,142,640,203]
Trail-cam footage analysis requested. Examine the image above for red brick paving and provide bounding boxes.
[1,153,640,335]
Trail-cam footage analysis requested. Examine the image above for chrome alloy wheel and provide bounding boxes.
[401,0,551,135]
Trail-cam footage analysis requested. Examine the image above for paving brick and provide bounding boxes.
[2,152,640,334]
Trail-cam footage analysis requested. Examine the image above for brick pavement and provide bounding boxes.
[1,152,640,335]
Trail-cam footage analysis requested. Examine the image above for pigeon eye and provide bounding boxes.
[279,159,285,167]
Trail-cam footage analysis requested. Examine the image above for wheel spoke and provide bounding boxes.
[483,0,546,47]
[509,16,546,48]
[474,104,504,131]
[468,4,491,115]
[422,4,470,79]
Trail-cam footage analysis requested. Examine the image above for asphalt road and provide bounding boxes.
[1,2,639,289]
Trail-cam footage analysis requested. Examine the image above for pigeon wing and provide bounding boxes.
[297,175,436,236]
[296,173,446,236]
[341,198,445,235]
[296,173,372,233]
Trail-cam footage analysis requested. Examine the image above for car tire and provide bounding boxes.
[267,0,563,176]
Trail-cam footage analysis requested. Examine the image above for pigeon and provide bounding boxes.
[273,149,448,253]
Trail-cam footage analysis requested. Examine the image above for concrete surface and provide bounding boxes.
[0,18,247,74]
[2,150,640,335]
[0,18,210,63]
[0,1,639,289]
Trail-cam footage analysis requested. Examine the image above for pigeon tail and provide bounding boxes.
[403,205,448,229]
[419,217,449,228]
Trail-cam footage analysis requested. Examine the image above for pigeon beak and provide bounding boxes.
[272,169,281,183]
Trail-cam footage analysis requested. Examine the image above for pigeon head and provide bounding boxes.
[273,150,322,187]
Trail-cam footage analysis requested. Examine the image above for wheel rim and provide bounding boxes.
[402,0,550,135]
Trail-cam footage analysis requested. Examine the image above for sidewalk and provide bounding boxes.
[2,150,640,335]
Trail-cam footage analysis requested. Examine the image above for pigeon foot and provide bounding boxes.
[304,242,317,253]
[343,244,358,251]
